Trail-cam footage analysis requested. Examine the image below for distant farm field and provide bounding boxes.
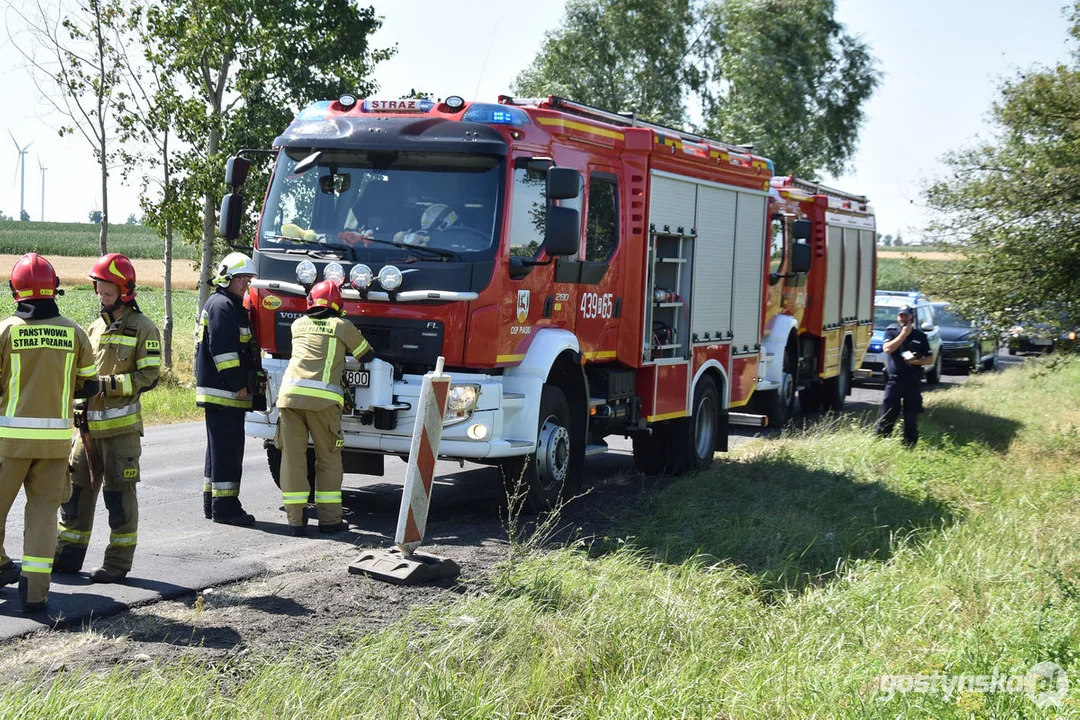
[0,220,199,260]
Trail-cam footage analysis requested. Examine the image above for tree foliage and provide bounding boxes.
[513,0,878,177]
[922,4,1080,338]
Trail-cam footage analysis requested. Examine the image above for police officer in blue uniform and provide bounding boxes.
[195,252,259,525]
[876,304,934,448]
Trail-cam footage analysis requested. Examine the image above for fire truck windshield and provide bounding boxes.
[259,148,503,261]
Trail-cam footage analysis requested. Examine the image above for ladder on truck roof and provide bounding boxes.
[779,177,869,205]
[500,94,761,161]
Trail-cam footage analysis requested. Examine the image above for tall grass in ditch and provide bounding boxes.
[2,359,1080,718]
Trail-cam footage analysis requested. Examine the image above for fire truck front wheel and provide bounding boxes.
[501,385,579,513]
[265,443,316,503]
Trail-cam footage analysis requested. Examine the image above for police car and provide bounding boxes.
[861,291,943,384]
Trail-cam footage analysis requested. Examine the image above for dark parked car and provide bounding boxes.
[1008,322,1058,355]
[933,302,998,373]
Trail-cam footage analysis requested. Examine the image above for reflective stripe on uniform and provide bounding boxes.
[282,491,309,505]
[77,363,97,378]
[239,326,252,343]
[136,356,161,369]
[0,416,72,429]
[58,524,92,545]
[87,402,142,431]
[120,374,132,395]
[279,378,343,405]
[62,353,74,419]
[109,532,137,546]
[212,481,240,498]
[213,352,240,371]
[315,491,342,504]
[203,478,212,492]
[21,555,53,574]
[196,386,253,409]
[5,354,19,416]
[323,337,337,385]
[99,335,138,347]
[0,415,72,441]
[353,338,371,359]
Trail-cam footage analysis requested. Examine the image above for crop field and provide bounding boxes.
[0,220,198,260]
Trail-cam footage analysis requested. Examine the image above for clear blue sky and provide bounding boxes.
[0,0,1073,239]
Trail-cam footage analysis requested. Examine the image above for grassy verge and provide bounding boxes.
[3,359,1080,718]
[0,220,198,260]
[60,285,201,425]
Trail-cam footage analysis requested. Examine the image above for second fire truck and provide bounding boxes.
[219,94,872,508]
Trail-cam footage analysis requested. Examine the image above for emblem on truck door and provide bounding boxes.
[517,290,530,324]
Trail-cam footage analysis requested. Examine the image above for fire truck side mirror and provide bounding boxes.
[544,206,581,257]
[219,193,244,241]
[790,242,812,274]
[792,219,811,240]
[546,167,580,200]
[224,156,252,188]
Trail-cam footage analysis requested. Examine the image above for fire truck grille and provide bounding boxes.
[350,317,444,367]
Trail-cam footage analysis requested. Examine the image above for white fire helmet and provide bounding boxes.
[214,252,257,286]
[420,204,458,232]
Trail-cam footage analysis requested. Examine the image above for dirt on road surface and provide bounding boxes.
[0,255,202,289]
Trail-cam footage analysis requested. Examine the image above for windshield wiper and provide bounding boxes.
[263,233,354,259]
[345,234,459,261]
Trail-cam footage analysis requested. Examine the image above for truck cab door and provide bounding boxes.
[572,168,624,363]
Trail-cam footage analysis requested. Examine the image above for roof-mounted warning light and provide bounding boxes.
[445,95,465,110]
[461,103,530,126]
[337,94,357,110]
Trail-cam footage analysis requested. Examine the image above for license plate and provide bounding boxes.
[344,369,370,388]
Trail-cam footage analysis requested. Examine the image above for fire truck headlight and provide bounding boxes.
[350,264,373,290]
[296,260,317,285]
[445,384,480,421]
[324,262,345,286]
[378,265,403,291]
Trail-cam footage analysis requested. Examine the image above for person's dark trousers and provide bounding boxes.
[876,380,921,448]
[204,406,248,517]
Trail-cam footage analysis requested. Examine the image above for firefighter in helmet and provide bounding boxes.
[276,279,375,535]
[0,253,96,613]
[393,203,458,247]
[196,252,260,525]
[53,253,162,583]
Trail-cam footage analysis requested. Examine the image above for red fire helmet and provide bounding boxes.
[9,252,59,301]
[88,253,137,302]
[307,280,343,315]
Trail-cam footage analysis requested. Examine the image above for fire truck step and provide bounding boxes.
[729,412,769,428]
[503,392,526,400]
[507,439,534,449]
[584,443,609,457]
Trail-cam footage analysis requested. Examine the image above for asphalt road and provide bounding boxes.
[0,353,1021,638]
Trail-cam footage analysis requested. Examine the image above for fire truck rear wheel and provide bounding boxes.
[266,444,317,503]
[680,374,721,472]
[502,385,576,513]
[824,346,851,412]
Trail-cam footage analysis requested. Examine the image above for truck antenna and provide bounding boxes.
[473,18,500,100]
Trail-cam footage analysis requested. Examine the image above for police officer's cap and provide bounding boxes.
[897,304,915,316]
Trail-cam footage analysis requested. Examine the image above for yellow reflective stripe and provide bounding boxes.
[109,532,137,546]
[58,525,91,545]
[278,385,344,405]
[121,374,132,395]
[216,359,240,370]
[88,414,141,432]
[136,356,161,369]
[323,337,337,384]
[203,479,212,492]
[99,335,138,347]
[353,339,371,358]
[282,492,309,505]
[314,492,341,503]
[196,393,253,409]
[77,364,97,378]
[5,354,19,416]
[62,352,74,419]
[0,426,72,440]
[21,555,52,573]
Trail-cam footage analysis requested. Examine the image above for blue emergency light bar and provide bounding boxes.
[461,103,530,126]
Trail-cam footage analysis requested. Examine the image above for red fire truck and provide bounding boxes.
[218,95,839,508]
[752,177,877,426]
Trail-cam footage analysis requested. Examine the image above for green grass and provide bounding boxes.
[60,285,202,425]
[3,357,1080,718]
[0,220,198,260]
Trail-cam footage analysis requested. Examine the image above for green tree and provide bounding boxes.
[513,0,878,176]
[144,0,394,309]
[20,210,30,222]
[922,4,1080,338]
[89,209,103,223]
[892,232,903,247]
[882,234,893,247]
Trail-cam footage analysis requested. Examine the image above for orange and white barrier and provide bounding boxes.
[394,356,451,555]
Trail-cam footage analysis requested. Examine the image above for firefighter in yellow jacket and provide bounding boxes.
[53,254,161,583]
[277,280,374,536]
[0,253,96,613]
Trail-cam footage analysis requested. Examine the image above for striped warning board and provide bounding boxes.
[394,357,451,555]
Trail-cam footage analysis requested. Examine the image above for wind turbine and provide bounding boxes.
[9,132,33,220]
[38,158,46,222]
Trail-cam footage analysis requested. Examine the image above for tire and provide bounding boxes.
[764,344,797,428]
[970,345,982,374]
[266,444,316,503]
[925,352,941,384]
[678,375,721,473]
[501,385,578,512]
[824,346,851,412]
[982,343,998,371]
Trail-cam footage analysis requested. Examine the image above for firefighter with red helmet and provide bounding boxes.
[0,253,96,613]
[196,252,260,525]
[53,253,161,583]
[276,280,374,535]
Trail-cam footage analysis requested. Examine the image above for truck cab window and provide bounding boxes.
[508,165,582,259]
[769,216,786,275]
[585,175,618,263]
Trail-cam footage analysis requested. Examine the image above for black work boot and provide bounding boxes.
[89,567,129,584]
[53,545,87,574]
[18,577,48,614]
[0,561,19,587]
[213,511,256,527]
[318,521,349,534]
[288,524,307,537]
[212,496,255,526]
[203,490,213,520]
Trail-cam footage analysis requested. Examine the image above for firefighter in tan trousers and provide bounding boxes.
[277,280,374,536]
[53,254,161,583]
[0,253,96,613]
